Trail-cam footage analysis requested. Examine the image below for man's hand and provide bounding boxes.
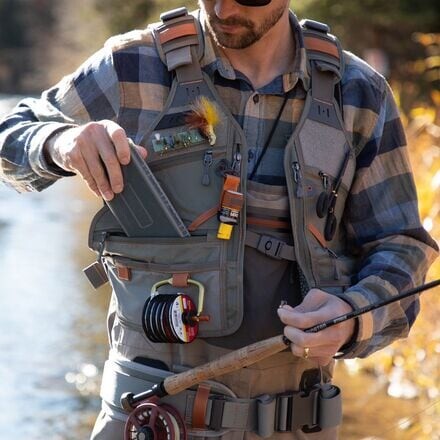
[44,120,148,200]
[277,289,355,366]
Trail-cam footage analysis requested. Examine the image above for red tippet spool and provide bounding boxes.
[142,277,209,344]
[124,401,187,440]
[169,294,198,343]
[142,294,199,344]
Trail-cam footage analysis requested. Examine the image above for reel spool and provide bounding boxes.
[124,401,187,440]
[142,278,209,344]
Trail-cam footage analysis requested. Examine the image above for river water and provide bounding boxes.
[0,95,108,438]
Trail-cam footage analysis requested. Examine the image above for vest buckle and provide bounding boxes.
[257,235,285,260]
[275,388,320,432]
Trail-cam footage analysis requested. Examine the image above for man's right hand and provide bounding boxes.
[44,120,148,200]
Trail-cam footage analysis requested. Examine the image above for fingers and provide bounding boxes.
[284,326,340,366]
[53,121,148,201]
[287,341,334,366]
[278,306,329,330]
[103,121,130,166]
[80,139,116,200]
[71,150,100,198]
[278,289,356,365]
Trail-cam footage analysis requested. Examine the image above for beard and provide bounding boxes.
[202,2,287,50]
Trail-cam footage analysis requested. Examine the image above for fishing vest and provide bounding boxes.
[86,7,357,344]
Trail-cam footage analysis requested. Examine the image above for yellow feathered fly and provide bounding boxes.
[185,96,220,145]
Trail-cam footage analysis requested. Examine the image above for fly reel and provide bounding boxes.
[142,277,209,344]
[124,401,187,440]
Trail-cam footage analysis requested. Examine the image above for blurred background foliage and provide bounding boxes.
[0,0,439,438]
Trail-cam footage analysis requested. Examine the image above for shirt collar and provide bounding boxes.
[198,9,310,92]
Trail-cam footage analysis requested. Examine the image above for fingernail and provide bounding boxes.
[114,185,123,193]
[103,191,113,200]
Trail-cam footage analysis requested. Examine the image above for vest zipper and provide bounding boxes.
[319,171,329,189]
[292,161,304,197]
[149,147,226,170]
[292,161,301,183]
[201,149,213,186]
[284,133,317,286]
[232,145,242,176]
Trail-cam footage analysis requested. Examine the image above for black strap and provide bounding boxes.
[248,93,289,181]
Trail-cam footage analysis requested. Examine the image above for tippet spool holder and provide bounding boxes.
[142,277,209,343]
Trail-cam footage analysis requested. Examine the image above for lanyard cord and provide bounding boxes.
[248,93,289,181]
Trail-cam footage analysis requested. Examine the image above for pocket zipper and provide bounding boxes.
[149,146,226,171]
[202,149,213,186]
[292,161,304,197]
[108,255,221,273]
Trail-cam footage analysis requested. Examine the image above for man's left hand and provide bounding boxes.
[277,289,355,366]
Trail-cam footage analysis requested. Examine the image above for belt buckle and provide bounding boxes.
[257,235,284,260]
[275,387,320,432]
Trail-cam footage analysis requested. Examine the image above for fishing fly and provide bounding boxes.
[185,96,220,146]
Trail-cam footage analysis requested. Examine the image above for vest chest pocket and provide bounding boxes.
[148,145,228,231]
[141,102,235,231]
[102,235,243,339]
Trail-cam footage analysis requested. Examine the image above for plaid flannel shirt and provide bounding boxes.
[0,10,437,358]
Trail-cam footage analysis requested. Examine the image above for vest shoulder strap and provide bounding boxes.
[153,11,344,107]
[152,7,205,83]
[301,19,345,82]
[300,19,345,126]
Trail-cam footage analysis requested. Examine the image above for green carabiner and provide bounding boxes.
[151,277,205,316]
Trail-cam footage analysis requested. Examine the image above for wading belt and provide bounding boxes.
[101,357,342,436]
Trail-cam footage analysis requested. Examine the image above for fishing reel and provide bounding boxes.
[142,277,209,344]
[124,401,187,440]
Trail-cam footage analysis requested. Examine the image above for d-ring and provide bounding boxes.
[303,347,310,359]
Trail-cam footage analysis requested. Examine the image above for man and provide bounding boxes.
[0,1,437,439]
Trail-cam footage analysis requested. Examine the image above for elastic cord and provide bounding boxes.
[249,93,289,181]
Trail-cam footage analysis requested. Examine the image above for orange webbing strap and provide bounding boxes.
[172,272,190,288]
[188,175,241,232]
[192,383,211,429]
[308,223,328,248]
[116,265,132,282]
[158,22,198,45]
[223,174,241,192]
[304,36,340,60]
[188,205,219,232]
[247,217,291,230]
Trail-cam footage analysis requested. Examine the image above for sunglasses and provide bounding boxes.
[235,0,272,5]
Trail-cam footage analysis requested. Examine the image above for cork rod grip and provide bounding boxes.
[163,334,288,395]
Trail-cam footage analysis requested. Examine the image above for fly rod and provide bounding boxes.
[304,278,440,333]
[121,278,440,410]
